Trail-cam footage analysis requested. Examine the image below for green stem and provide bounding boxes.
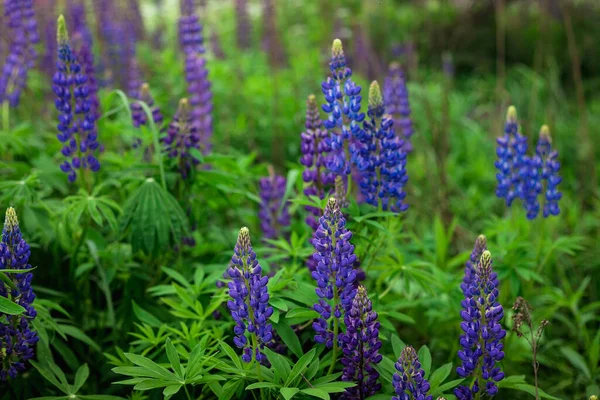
[2,101,8,131]
[184,385,193,400]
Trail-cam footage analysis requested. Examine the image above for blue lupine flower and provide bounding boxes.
[0,208,39,381]
[259,173,290,240]
[53,15,100,183]
[226,227,274,364]
[392,345,432,400]
[163,98,201,179]
[321,39,365,180]
[131,83,163,129]
[300,94,335,232]
[537,126,562,217]
[455,250,505,399]
[384,62,414,153]
[355,81,408,212]
[460,234,487,297]
[311,197,358,348]
[340,285,382,399]
[184,53,213,155]
[495,106,527,206]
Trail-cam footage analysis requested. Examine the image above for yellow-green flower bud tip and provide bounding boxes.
[369,81,383,109]
[437,397,447,400]
[332,38,344,57]
[140,83,150,98]
[4,207,19,231]
[477,234,487,246]
[238,226,251,249]
[57,14,69,45]
[389,61,401,70]
[177,98,189,119]
[589,396,598,400]
[540,124,552,143]
[479,250,493,277]
[307,94,316,106]
[506,105,517,123]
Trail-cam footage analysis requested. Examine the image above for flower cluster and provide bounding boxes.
[179,1,204,55]
[184,53,213,155]
[383,62,414,153]
[258,172,290,240]
[300,94,334,231]
[456,250,505,399]
[163,98,201,179]
[311,197,358,347]
[354,81,409,212]
[226,227,274,364]
[392,346,432,400]
[460,234,487,297]
[495,107,562,219]
[53,15,101,183]
[0,0,39,107]
[0,208,39,381]
[321,39,365,180]
[340,286,382,399]
[131,83,163,130]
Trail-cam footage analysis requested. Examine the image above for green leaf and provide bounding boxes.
[274,321,303,358]
[280,387,300,400]
[0,295,26,315]
[560,347,591,380]
[131,301,162,328]
[57,325,101,352]
[219,341,242,370]
[29,360,70,394]
[124,353,179,381]
[391,334,406,358]
[265,348,291,384]
[246,382,279,390]
[301,388,330,400]
[165,339,184,378]
[432,378,464,394]
[428,362,452,390]
[417,345,432,378]
[163,384,183,398]
[73,364,90,393]
[509,384,562,400]
[285,349,316,386]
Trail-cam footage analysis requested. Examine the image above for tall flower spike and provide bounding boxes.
[227,227,274,364]
[259,170,290,241]
[0,208,39,381]
[53,15,100,183]
[354,81,408,212]
[384,62,414,153]
[311,197,358,348]
[495,106,527,207]
[184,52,213,155]
[178,1,204,55]
[460,234,487,297]
[321,39,365,181]
[537,126,562,217]
[163,98,201,179]
[300,94,334,232]
[131,83,163,130]
[392,346,432,400]
[455,250,506,399]
[340,286,382,399]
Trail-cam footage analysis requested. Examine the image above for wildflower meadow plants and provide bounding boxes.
[0,2,597,400]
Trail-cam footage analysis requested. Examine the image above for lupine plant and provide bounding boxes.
[258,172,290,241]
[392,345,433,400]
[384,62,414,153]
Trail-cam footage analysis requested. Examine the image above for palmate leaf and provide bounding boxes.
[119,178,189,255]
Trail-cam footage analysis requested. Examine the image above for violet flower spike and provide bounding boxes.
[226,227,274,364]
[162,98,201,179]
[340,286,382,399]
[258,173,290,241]
[383,62,414,153]
[0,207,39,381]
[455,250,506,399]
[537,125,562,217]
[392,345,432,400]
[460,234,487,297]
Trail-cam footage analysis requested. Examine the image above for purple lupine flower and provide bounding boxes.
[321,39,365,182]
[127,58,142,100]
[383,62,414,153]
[340,286,382,399]
[311,197,358,348]
[495,106,527,207]
[537,125,562,217]
[53,15,100,183]
[392,346,432,400]
[300,94,334,232]
[354,81,408,212]
[226,227,274,364]
[455,250,505,399]
[131,83,163,129]
[460,234,487,297]
[72,31,100,120]
[163,98,201,179]
[184,53,213,154]
[259,173,290,241]
[0,208,39,381]
[178,2,204,55]
[235,0,251,50]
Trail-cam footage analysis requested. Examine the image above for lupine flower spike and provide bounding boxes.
[340,285,382,399]
[321,39,365,182]
[384,62,414,153]
[300,94,334,232]
[392,345,432,400]
[537,126,562,217]
[259,167,290,241]
[355,81,408,212]
[495,106,527,207]
[312,198,357,364]
[163,98,201,179]
[455,250,505,399]
[53,15,101,183]
[460,235,487,297]
[0,208,39,381]
[131,83,163,129]
[226,227,274,364]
